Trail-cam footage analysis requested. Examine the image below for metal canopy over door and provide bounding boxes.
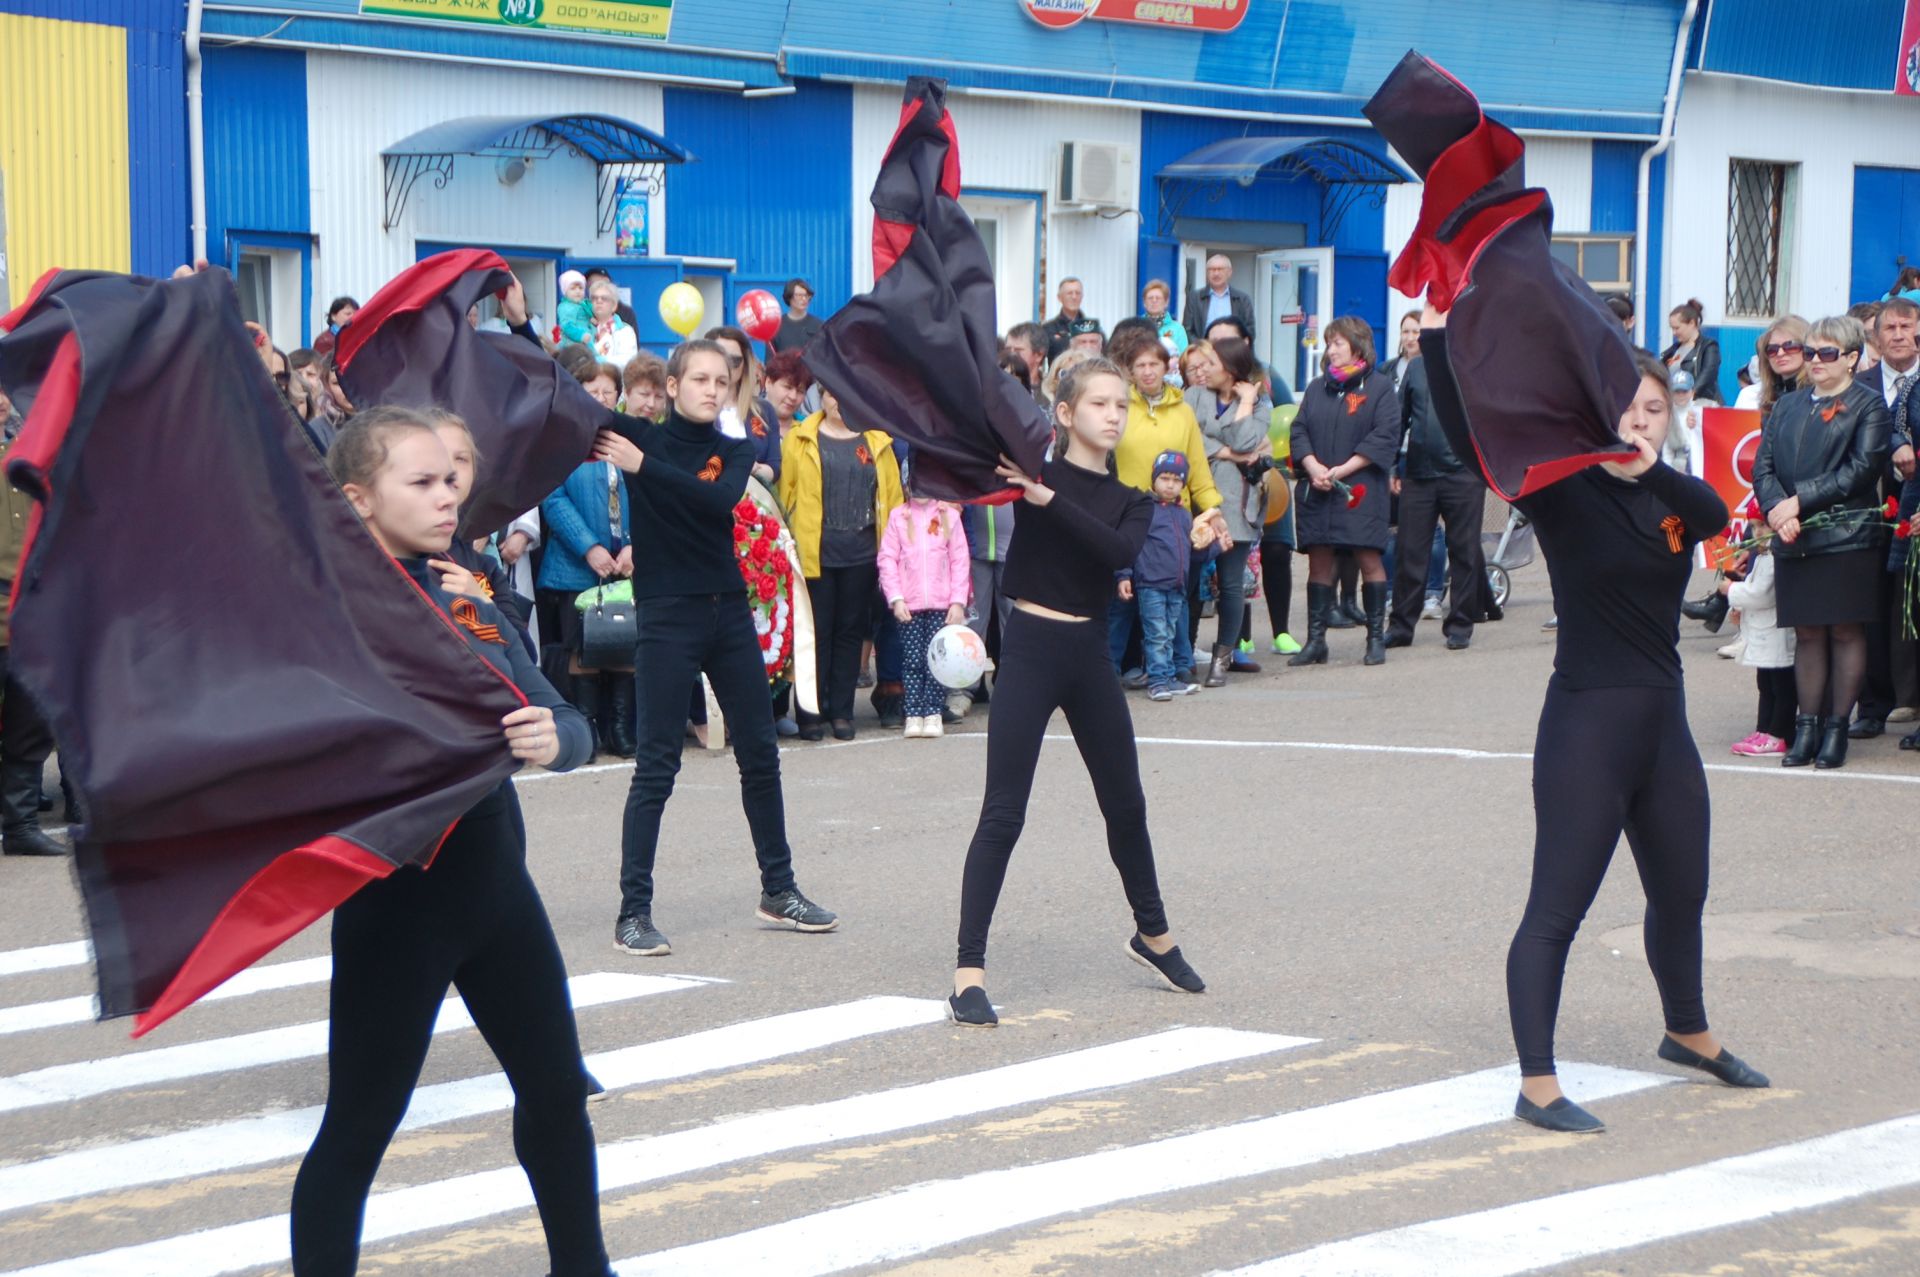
[1254,247,1332,398]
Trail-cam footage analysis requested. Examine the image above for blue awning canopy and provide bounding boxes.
[380,115,693,233]
[1157,136,1414,189]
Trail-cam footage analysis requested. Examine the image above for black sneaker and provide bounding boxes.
[1127,934,1205,992]
[757,888,839,932]
[947,985,998,1027]
[613,913,670,956]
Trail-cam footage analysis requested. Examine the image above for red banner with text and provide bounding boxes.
[1899,0,1920,94]
[1018,0,1249,32]
[1701,406,1765,568]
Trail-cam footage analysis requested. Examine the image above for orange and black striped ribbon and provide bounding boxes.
[1660,514,1684,554]
[451,597,507,645]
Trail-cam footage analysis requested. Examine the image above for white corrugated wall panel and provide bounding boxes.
[306,52,664,309]
[851,86,1142,333]
[1667,73,1920,326]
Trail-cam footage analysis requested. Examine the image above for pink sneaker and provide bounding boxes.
[1731,733,1785,757]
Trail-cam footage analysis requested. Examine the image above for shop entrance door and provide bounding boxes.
[1254,247,1333,398]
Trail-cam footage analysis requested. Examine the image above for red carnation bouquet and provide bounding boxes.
[1330,478,1368,509]
[1722,494,1920,632]
[732,497,799,687]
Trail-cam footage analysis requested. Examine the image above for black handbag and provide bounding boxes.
[577,582,637,670]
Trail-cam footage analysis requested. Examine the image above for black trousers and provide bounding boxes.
[0,647,55,833]
[291,786,610,1277]
[619,591,794,918]
[1755,666,1797,739]
[806,563,879,723]
[1508,682,1711,1076]
[1389,470,1485,642]
[955,609,1169,968]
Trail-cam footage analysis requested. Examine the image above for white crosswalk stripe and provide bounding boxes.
[0,971,693,1115]
[0,954,334,1036]
[0,941,89,979]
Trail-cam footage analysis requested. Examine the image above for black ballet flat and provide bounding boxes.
[1514,1092,1605,1133]
[1127,934,1206,993]
[1657,1036,1771,1088]
[947,986,998,1027]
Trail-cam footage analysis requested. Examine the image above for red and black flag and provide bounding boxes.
[335,248,607,537]
[0,267,528,1034]
[1365,51,1636,501]
[806,78,1053,503]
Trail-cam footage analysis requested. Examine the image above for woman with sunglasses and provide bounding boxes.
[1751,315,1894,770]
[1735,317,1810,422]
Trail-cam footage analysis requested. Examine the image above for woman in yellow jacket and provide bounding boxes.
[780,388,905,740]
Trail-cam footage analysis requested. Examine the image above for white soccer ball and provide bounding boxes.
[927,623,994,690]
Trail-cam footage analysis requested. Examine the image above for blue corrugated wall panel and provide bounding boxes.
[203,47,311,252]
[1590,141,1643,235]
[1701,0,1905,89]
[662,83,852,316]
[0,0,189,278]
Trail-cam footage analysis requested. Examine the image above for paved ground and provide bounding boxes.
[2,561,1918,1277]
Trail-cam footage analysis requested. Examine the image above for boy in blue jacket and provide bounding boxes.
[1118,451,1207,701]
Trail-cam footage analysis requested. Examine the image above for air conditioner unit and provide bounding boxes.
[1057,141,1136,209]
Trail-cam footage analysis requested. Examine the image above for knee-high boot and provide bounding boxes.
[607,674,637,758]
[569,674,602,760]
[1363,580,1389,666]
[1289,583,1332,666]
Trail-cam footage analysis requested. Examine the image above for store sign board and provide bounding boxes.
[361,0,674,42]
[1018,0,1248,33]
[1899,0,1920,95]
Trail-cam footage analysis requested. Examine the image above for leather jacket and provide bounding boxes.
[1751,382,1892,559]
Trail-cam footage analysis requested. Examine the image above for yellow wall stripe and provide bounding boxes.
[0,13,132,308]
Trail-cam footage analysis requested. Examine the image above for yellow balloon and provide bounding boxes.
[658,282,704,337]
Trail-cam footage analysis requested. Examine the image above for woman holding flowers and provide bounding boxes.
[1751,314,1894,770]
[1289,316,1401,667]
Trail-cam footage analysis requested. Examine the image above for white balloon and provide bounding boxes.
[927,623,994,690]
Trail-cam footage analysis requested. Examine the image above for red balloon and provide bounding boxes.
[736,290,783,343]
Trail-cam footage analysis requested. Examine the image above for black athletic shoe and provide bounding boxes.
[585,1070,610,1103]
[1127,934,1205,992]
[1656,1036,1771,1088]
[757,888,839,932]
[948,986,998,1027]
[613,913,671,957]
[1514,1092,1604,1133]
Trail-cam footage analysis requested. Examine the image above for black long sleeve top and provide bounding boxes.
[604,406,755,601]
[1423,330,1728,690]
[1000,456,1154,621]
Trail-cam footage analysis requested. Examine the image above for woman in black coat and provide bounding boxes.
[1751,314,1893,770]
[1662,299,1722,404]
[1289,315,1402,666]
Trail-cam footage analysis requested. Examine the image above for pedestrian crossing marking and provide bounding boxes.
[0,972,694,1116]
[605,1063,1672,1277]
[1221,1113,1920,1276]
[0,955,333,1036]
[11,1026,1310,1277]
[0,995,940,1215]
[0,942,89,979]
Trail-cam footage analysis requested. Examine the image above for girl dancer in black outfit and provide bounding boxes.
[949,358,1205,1027]
[1421,309,1771,1134]
[291,408,611,1276]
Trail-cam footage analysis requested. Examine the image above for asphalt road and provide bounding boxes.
[2,561,1917,1277]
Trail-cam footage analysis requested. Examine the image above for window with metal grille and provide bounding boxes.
[1727,160,1790,318]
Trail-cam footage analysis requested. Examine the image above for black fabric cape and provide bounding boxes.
[336,248,607,538]
[0,268,527,1033]
[806,78,1052,504]
[1364,51,1636,501]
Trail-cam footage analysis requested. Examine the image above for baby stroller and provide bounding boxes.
[1482,507,1536,609]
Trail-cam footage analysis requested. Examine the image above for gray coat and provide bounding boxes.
[1185,384,1272,544]
[1292,369,1402,551]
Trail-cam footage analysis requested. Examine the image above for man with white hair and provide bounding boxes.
[1183,254,1254,343]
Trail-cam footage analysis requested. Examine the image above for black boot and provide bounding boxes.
[1203,644,1232,689]
[1289,584,1332,666]
[607,674,637,758]
[1681,591,1730,633]
[1362,581,1390,666]
[2,762,65,857]
[1781,713,1821,768]
[1814,714,1850,770]
[569,674,602,761]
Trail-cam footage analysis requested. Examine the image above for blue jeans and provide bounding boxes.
[1109,589,1193,677]
[1138,587,1185,687]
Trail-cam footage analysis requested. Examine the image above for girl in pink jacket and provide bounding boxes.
[878,493,973,737]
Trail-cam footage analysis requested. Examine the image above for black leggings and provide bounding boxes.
[1508,682,1710,1077]
[956,608,1168,968]
[1755,666,1797,739]
[1240,538,1294,643]
[291,785,609,1277]
[807,563,879,723]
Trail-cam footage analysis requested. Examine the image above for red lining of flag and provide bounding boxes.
[134,836,398,1037]
[874,218,917,279]
[334,248,511,371]
[6,332,82,617]
[0,268,60,334]
[1386,93,1526,306]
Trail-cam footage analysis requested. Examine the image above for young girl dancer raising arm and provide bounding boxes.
[949,358,1206,1027]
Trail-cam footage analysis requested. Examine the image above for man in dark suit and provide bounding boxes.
[1183,255,1254,343]
[1852,297,1920,738]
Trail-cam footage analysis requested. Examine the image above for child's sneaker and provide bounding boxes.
[1271,632,1303,655]
[1173,681,1202,696]
[1732,732,1785,757]
[923,716,944,737]
[1148,684,1175,702]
